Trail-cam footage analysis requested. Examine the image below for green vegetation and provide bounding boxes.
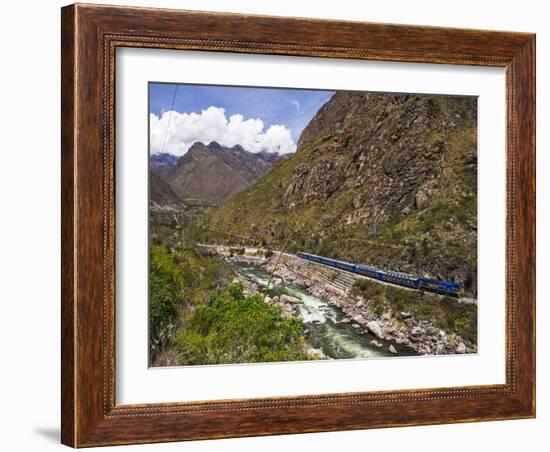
[352,279,477,343]
[175,282,313,365]
[149,241,232,363]
[150,240,314,366]
[149,243,181,355]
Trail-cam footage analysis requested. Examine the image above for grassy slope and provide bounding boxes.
[190,99,477,295]
[187,137,330,247]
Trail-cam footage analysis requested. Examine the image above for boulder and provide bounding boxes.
[388,345,397,354]
[366,321,385,339]
[426,326,439,335]
[456,342,467,354]
[280,294,301,304]
[411,326,423,337]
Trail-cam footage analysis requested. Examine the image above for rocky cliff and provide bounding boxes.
[197,92,478,295]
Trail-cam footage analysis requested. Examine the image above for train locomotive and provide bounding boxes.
[297,252,463,297]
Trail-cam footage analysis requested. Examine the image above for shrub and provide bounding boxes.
[149,243,182,356]
[149,242,232,362]
[175,283,313,365]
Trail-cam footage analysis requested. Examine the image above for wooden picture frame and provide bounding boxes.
[61,3,535,447]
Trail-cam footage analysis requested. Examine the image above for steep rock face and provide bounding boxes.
[284,92,476,227]
[200,92,478,295]
[166,142,274,204]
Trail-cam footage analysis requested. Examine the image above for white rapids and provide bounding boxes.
[230,262,410,360]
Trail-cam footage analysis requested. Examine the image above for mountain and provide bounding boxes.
[149,152,179,176]
[166,142,275,204]
[149,172,184,212]
[195,92,478,295]
[256,150,285,164]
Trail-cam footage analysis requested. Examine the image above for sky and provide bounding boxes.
[149,83,335,156]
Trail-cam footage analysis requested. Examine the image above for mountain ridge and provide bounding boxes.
[192,92,478,295]
[153,142,276,205]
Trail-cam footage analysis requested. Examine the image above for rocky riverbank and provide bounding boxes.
[206,246,475,356]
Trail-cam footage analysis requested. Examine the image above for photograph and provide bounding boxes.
[1,0,541,449]
[148,83,479,367]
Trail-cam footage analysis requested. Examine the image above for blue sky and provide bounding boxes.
[149,83,334,154]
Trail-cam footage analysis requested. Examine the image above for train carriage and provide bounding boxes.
[297,252,462,297]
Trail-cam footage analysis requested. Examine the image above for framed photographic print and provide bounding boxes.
[61,3,536,447]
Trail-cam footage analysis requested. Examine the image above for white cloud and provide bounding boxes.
[150,106,296,156]
[291,99,301,112]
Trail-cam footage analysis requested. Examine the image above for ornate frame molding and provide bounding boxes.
[61,4,535,447]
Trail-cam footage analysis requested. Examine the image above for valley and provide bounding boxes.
[148,90,478,367]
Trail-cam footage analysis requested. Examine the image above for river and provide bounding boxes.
[230,261,414,360]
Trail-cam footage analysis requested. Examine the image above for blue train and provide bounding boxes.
[297,252,464,297]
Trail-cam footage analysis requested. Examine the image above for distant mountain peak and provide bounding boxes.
[231,144,245,153]
[188,141,209,152]
[149,152,179,177]
[208,141,223,151]
[149,140,286,205]
[150,152,179,165]
[256,149,282,163]
[162,141,275,205]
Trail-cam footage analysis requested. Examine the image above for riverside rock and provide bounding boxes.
[456,342,467,354]
[366,321,385,339]
[280,294,301,304]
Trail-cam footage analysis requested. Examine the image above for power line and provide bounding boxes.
[160,84,179,154]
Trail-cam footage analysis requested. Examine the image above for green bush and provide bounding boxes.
[175,282,313,365]
[149,243,183,356]
[149,242,232,362]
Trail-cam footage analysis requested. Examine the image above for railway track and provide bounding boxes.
[287,253,477,304]
[197,244,477,304]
